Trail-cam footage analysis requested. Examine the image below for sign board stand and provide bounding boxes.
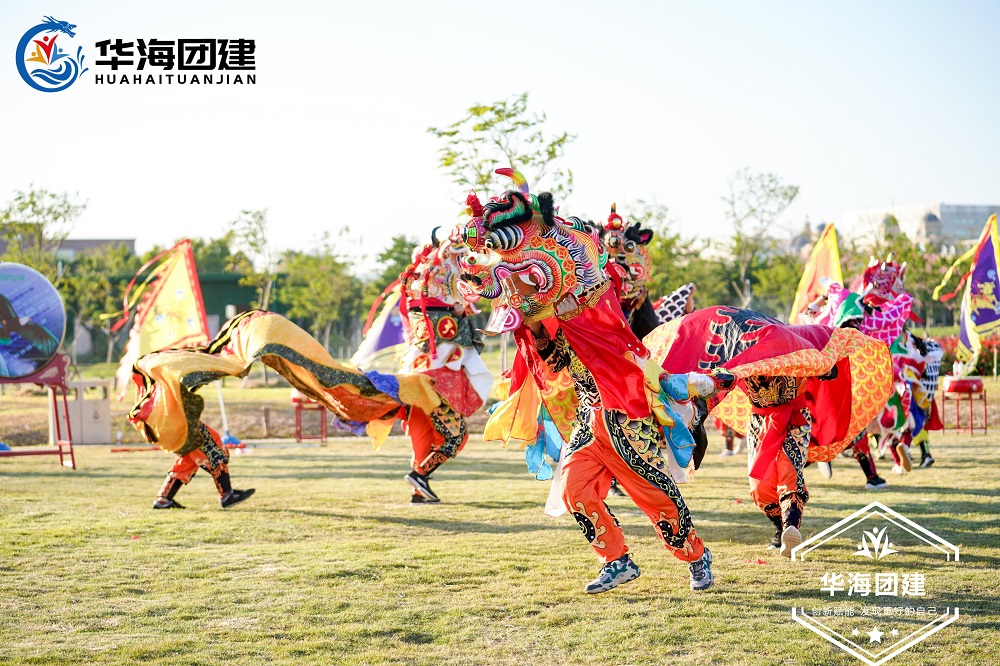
[0,353,76,469]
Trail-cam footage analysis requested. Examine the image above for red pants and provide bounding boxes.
[405,406,468,475]
[561,413,704,564]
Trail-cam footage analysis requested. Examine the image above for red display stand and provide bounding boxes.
[291,392,327,443]
[0,353,76,469]
[940,376,988,435]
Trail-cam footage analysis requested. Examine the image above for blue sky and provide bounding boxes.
[2,1,998,269]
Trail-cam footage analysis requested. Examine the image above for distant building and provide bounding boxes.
[57,238,136,261]
[841,203,1000,252]
[0,236,136,261]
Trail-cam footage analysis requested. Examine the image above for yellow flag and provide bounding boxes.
[115,240,211,395]
[789,223,843,324]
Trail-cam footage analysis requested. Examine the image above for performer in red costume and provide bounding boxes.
[395,232,493,503]
[460,170,716,593]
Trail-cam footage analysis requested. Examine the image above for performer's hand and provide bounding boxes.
[686,372,717,398]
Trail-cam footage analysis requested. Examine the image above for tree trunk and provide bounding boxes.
[105,324,114,364]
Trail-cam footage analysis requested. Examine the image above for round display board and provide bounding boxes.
[0,262,66,379]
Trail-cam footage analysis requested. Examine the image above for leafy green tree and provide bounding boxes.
[228,209,277,309]
[751,247,804,319]
[428,92,576,200]
[280,235,363,352]
[140,234,251,274]
[362,234,420,316]
[0,187,86,286]
[722,169,800,308]
[61,243,141,363]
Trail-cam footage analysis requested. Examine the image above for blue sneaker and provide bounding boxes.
[584,554,641,594]
[689,547,714,591]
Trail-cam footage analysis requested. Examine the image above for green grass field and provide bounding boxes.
[1,432,997,665]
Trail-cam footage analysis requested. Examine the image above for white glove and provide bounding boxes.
[686,372,716,398]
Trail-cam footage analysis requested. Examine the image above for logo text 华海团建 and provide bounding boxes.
[92,38,256,85]
[789,502,961,666]
[16,16,89,92]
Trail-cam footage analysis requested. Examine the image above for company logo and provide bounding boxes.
[790,502,961,665]
[854,526,898,561]
[15,15,88,92]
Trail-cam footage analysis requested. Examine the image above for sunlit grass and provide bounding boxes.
[1,432,997,665]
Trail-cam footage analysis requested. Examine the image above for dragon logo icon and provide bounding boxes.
[15,16,88,92]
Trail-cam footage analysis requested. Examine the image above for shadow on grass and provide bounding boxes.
[258,508,564,534]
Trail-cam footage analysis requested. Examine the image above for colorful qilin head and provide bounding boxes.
[455,169,606,335]
[599,203,654,301]
[399,226,479,313]
[862,254,907,306]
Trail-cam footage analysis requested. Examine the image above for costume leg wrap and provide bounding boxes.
[763,503,783,531]
[780,492,807,530]
[157,476,184,501]
[194,424,231,497]
[407,404,468,475]
[777,416,809,529]
[417,450,451,476]
[428,404,467,458]
[853,432,878,479]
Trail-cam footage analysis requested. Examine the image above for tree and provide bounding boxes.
[428,92,576,200]
[362,233,418,302]
[626,200,733,309]
[280,234,363,352]
[0,187,86,285]
[228,209,277,309]
[722,169,800,308]
[140,234,251,274]
[751,247,804,319]
[61,243,141,363]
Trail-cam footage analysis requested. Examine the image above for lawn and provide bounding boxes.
[0,431,997,665]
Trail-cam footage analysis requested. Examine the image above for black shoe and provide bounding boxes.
[405,471,440,502]
[608,480,627,498]
[220,488,255,509]
[865,475,888,489]
[767,528,782,550]
[410,493,439,504]
[153,498,185,509]
[919,456,935,469]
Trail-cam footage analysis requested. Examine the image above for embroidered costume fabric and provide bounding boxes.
[644,306,893,466]
[129,310,440,455]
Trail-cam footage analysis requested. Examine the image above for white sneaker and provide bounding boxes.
[780,526,803,558]
[818,462,833,479]
[719,449,735,457]
[896,443,912,472]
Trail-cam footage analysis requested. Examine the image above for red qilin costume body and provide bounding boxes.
[645,306,893,555]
